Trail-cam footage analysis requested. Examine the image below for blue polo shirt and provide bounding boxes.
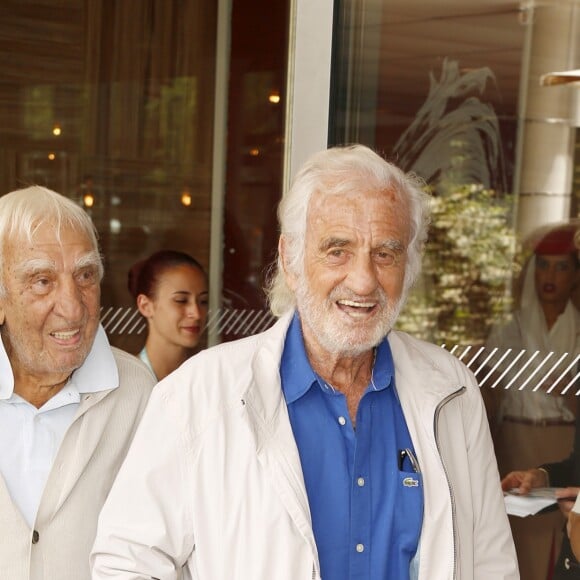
[280,314,423,580]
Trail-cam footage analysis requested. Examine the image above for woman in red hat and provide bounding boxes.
[489,223,579,580]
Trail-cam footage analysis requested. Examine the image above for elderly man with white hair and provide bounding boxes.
[0,186,155,580]
[91,145,518,580]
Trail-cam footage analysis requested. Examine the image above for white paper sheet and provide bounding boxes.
[504,488,562,517]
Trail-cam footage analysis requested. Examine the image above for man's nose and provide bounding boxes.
[54,278,85,320]
[346,254,379,296]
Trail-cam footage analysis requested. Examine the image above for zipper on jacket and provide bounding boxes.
[433,386,466,580]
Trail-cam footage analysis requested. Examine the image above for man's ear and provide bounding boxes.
[279,235,299,292]
[136,294,154,318]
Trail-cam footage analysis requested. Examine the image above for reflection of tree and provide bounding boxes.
[391,58,516,346]
[397,184,517,346]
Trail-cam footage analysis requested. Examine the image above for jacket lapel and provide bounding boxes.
[243,314,320,573]
[42,389,112,519]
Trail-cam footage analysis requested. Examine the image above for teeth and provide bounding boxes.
[338,300,375,308]
[52,330,79,340]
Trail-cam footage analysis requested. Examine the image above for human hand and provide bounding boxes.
[501,468,548,494]
[556,487,580,518]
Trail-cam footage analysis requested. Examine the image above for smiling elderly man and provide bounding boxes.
[91,145,518,580]
[0,186,155,580]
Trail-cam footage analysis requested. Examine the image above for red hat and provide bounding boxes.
[534,225,578,255]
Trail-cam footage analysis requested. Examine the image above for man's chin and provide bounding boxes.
[50,351,89,373]
[316,327,388,357]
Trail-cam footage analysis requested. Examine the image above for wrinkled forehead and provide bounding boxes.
[2,221,98,273]
[307,186,411,235]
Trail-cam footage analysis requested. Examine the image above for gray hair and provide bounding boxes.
[266,144,432,317]
[0,185,103,296]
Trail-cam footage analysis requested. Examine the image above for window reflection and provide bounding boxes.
[331,3,579,578]
[330,0,579,345]
[220,0,289,341]
[0,1,217,356]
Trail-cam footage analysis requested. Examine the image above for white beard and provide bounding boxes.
[295,278,403,356]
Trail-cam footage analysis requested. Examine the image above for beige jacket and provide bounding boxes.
[0,347,155,580]
[92,313,518,580]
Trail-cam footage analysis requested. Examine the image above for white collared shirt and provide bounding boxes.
[0,325,119,528]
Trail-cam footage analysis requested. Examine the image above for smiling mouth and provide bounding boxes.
[336,299,377,317]
[51,329,81,340]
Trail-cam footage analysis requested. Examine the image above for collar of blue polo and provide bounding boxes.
[281,312,394,405]
[0,324,119,400]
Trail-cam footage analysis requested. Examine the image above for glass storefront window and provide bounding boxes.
[0,0,293,350]
[218,0,289,341]
[330,0,579,347]
[330,4,579,578]
[0,1,218,354]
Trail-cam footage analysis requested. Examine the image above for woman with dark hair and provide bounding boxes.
[128,250,209,381]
